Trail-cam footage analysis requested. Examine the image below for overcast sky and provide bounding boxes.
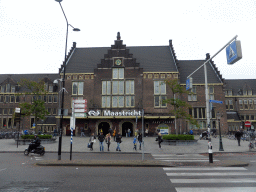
[1,0,255,79]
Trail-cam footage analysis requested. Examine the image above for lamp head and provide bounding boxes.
[73,28,80,31]
[55,0,63,2]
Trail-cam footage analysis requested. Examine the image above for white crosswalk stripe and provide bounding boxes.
[152,153,218,162]
[163,167,256,192]
[34,157,43,161]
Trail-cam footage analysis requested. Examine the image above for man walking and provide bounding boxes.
[235,130,243,146]
[98,132,105,151]
[116,132,122,151]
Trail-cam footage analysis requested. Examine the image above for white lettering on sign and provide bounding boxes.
[88,110,142,117]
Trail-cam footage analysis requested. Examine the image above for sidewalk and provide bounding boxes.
[0,135,254,167]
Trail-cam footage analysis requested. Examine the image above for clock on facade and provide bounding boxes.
[115,59,122,66]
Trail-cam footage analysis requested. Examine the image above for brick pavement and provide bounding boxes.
[0,135,255,154]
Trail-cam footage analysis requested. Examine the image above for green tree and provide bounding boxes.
[164,79,199,135]
[17,78,49,133]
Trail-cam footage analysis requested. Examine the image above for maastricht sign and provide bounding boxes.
[88,110,142,117]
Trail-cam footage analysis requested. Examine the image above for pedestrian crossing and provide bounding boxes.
[163,167,256,192]
[152,153,219,162]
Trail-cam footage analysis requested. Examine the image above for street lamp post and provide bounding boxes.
[217,112,224,151]
[55,0,80,160]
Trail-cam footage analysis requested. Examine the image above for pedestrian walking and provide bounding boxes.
[125,129,128,137]
[105,133,112,151]
[53,128,57,138]
[98,132,105,151]
[89,133,96,151]
[145,128,148,137]
[138,133,142,150]
[158,132,162,148]
[128,128,131,137]
[235,130,243,146]
[113,129,116,141]
[133,136,137,151]
[81,127,85,137]
[116,132,122,151]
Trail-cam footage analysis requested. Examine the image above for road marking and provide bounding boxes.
[0,168,7,172]
[166,172,256,176]
[175,187,256,192]
[171,178,256,183]
[250,161,256,162]
[152,154,204,157]
[34,157,43,161]
[163,167,247,171]
[155,158,208,160]
[161,159,219,162]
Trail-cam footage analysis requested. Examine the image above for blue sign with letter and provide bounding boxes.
[226,40,242,65]
[209,100,223,104]
[186,77,193,90]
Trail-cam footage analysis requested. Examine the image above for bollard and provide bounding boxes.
[208,138,213,163]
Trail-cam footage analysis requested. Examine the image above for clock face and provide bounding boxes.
[115,59,122,66]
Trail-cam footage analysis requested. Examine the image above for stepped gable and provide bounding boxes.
[65,32,178,74]
[59,42,77,74]
[169,40,179,72]
[178,54,223,84]
[206,53,224,83]
[97,32,140,69]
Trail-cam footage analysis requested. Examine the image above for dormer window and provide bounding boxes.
[248,89,252,95]
[243,89,247,95]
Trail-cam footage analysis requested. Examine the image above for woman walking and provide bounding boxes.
[106,133,112,151]
[89,133,96,151]
[158,132,162,148]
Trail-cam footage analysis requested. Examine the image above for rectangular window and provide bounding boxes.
[202,108,206,118]
[102,81,112,95]
[251,115,254,120]
[53,108,57,115]
[209,86,214,100]
[9,108,13,115]
[112,68,124,79]
[11,86,15,93]
[199,108,202,118]
[3,109,8,115]
[249,99,253,110]
[126,96,135,107]
[189,108,192,116]
[48,108,51,114]
[229,100,233,110]
[15,96,20,103]
[239,100,243,110]
[53,95,58,103]
[188,86,197,101]
[102,96,111,108]
[154,96,167,108]
[6,84,11,93]
[5,96,9,103]
[8,118,12,128]
[243,89,247,95]
[228,90,232,96]
[125,80,134,94]
[225,100,228,109]
[44,95,47,103]
[0,95,4,103]
[194,108,197,118]
[10,95,15,103]
[248,90,252,95]
[72,82,84,95]
[48,95,52,103]
[112,96,124,108]
[154,81,166,94]
[0,108,2,115]
[49,85,53,93]
[246,115,250,120]
[244,100,248,109]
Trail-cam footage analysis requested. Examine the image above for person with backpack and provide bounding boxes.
[115,132,122,151]
[98,132,105,152]
[133,136,137,151]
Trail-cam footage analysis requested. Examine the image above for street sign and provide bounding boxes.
[245,121,251,127]
[74,108,87,113]
[74,113,87,118]
[70,117,76,130]
[15,108,20,113]
[186,77,193,90]
[74,104,87,108]
[226,40,242,65]
[209,100,223,104]
[73,99,87,104]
